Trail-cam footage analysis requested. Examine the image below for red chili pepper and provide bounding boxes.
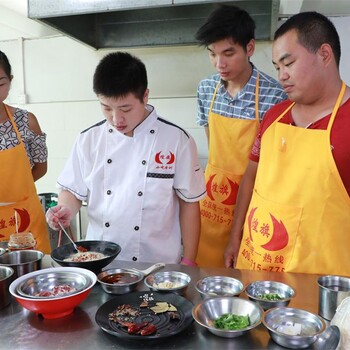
[127,322,149,334]
[140,324,157,336]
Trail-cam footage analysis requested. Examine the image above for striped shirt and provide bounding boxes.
[196,65,287,126]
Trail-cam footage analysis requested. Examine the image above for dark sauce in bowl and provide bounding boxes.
[101,272,139,284]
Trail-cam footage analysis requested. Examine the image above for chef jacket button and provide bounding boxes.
[138,191,143,196]
[105,222,110,228]
[142,160,146,165]
[107,159,112,164]
[107,190,111,195]
[132,256,137,261]
[150,129,155,134]
[109,128,113,133]
[134,226,139,231]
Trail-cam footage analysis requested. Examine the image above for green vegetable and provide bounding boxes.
[258,293,282,301]
[214,313,250,330]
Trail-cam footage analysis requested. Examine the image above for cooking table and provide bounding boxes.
[0,256,326,350]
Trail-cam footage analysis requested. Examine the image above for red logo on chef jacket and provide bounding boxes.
[247,207,289,251]
[206,174,239,206]
[155,151,175,170]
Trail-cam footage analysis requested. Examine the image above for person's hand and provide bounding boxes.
[180,257,198,266]
[46,205,72,230]
[224,239,240,268]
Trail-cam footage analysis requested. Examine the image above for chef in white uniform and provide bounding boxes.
[46,52,206,265]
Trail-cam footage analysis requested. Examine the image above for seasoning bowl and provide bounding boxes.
[16,270,92,299]
[195,275,244,300]
[263,307,326,349]
[144,271,191,294]
[9,267,97,319]
[0,249,43,278]
[192,297,263,338]
[245,280,296,310]
[51,240,121,273]
[98,262,165,295]
[0,266,15,309]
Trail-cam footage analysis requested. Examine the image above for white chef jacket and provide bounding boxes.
[57,105,206,263]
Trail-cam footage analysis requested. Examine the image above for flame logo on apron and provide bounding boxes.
[0,208,30,238]
[15,208,31,232]
[206,174,239,206]
[247,207,289,251]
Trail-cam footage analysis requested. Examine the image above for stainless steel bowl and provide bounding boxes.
[317,275,350,320]
[195,276,243,300]
[0,266,15,309]
[263,307,326,349]
[192,297,263,338]
[0,248,6,257]
[98,268,143,295]
[245,280,295,310]
[144,271,191,294]
[0,250,43,278]
[16,270,92,299]
[98,263,165,295]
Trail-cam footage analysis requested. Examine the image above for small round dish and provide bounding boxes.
[144,271,191,294]
[245,280,295,310]
[97,263,165,295]
[263,307,326,349]
[195,275,243,300]
[192,296,263,338]
[98,268,143,295]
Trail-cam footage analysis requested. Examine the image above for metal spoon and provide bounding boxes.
[314,325,340,350]
[56,220,83,252]
[49,208,85,252]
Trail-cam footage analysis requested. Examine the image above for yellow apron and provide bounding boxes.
[237,82,350,275]
[0,105,50,253]
[197,75,260,267]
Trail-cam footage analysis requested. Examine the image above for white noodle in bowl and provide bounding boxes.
[64,251,107,262]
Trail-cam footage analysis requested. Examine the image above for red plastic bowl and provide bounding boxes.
[9,267,97,319]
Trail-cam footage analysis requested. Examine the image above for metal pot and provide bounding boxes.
[0,266,15,309]
[0,250,43,278]
[97,262,165,295]
[318,275,350,320]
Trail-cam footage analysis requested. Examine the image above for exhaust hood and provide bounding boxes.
[28,0,280,49]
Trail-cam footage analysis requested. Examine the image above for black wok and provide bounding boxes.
[51,240,121,273]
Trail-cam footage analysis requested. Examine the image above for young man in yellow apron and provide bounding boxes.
[225,12,350,275]
[195,5,287,267]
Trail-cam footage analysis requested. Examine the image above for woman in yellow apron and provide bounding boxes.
[0,104,51,253]
[0,51,50,253]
